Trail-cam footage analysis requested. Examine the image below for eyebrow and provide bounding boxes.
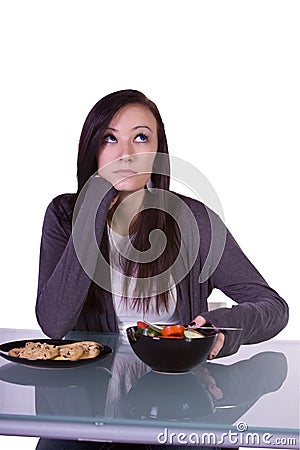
[105,125,154,133]
[133,125,154,133]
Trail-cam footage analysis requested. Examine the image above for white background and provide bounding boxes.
[0,1,299,448]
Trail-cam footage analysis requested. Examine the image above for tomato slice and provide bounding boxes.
[137,321,148,329]
[160,325,185,337]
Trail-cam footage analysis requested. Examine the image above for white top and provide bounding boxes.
[107,226,179,334]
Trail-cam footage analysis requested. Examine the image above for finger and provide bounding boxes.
[208,332,225,359]
[188,315,206,328]
[109,195,119,210]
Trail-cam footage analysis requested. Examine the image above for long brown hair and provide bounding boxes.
[77,90,180,317]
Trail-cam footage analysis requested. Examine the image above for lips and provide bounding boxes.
[113,169,138,176]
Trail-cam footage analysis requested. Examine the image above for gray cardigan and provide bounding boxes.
[36,177,288,357]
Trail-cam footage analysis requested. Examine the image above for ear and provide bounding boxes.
[145,178,154,193]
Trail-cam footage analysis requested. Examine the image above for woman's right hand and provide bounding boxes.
[94,174,119,210]
[109,193,120,210]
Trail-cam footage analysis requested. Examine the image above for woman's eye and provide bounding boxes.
[135,133,148,143]
[103,134,117,143]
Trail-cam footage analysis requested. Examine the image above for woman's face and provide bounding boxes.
[97,104,158,193]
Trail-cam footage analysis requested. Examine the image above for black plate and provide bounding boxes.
[0,338,112,369]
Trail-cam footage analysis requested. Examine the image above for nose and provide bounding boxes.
[119,139,134,162]
[119,154,133,163]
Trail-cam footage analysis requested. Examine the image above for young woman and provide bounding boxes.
[35,89,288,449]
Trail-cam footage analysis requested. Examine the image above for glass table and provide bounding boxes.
[0,328,299,448]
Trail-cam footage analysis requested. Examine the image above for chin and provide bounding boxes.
[114,177,149,193]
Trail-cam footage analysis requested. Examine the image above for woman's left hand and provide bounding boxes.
[189,315,225,359]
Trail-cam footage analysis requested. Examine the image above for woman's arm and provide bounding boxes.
[36,177,117,338]
[200,226,289,357]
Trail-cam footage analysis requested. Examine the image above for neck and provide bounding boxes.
[108,189,145,235]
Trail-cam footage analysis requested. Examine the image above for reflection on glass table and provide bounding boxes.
[0,329,299,449]
[0,348,287,421]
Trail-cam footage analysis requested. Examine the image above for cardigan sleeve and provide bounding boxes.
[35,177,117,339]
[200,225,289,357]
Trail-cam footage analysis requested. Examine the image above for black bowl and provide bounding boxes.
[126,326,217,373]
